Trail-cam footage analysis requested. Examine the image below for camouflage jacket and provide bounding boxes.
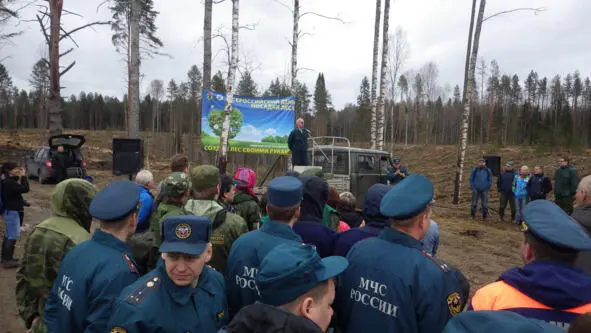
[232,191,261,231]
[185,199,248,273]
[149,203,190,248]
[16,178,95,333]
[16,217,91,332]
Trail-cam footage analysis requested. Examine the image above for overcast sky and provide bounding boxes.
[2,0,590,109]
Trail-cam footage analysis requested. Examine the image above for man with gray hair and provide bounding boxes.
[288,118,309,166]
[573,175,591,274]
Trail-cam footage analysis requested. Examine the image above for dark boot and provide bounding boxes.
[0,237,7,264]
[2,239,20,268]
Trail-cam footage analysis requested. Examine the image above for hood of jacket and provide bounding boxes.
[233,191,258,205]
[500,260,591,309]
[51,178,97,232]
[362,183,389,227]
[572,204,591,235]
[184,198,223,221]
[298,175,328,221]
[224,303,323,333]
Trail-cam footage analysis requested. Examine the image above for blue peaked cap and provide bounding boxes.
[521,200,591,251]
[89,180,139,221]
[256,244,348,306]
[443,310,563,333]
[380,174,434,219]
[160,215,211,255]
[267,176,303,208]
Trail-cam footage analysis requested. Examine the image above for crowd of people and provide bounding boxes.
[1,152,591,332]
[470,157,579,223]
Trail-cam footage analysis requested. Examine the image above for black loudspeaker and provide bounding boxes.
[113,138,144,175]
[484,155,501,177]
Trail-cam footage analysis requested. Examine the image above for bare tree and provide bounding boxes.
[35,1,109,134]
[203,0,213,90]
[453,1,544,204]
[271,0,345,94]
[370,0,381,149]
[376,0,390,150]
[219,0,239,174]
[149,78,164,132]
[388,27,409,146]
[453,0,485,205]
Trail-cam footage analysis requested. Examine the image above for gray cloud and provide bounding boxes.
[2,0,590,109]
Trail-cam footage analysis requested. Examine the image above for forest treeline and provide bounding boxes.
[0,59,589,148]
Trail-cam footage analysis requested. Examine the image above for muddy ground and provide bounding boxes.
[1,130,590,332]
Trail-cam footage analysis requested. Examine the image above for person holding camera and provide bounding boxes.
[1,162,29,268]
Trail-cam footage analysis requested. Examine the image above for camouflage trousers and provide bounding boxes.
[127,231,154,275]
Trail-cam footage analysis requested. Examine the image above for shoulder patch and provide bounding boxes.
[447,291,462,316]
[210,233,225,245]
[419,250,450,272]
[123,276,162,306]
[110,327,127,333]
[122,253,139,274]
[217,310,225,320]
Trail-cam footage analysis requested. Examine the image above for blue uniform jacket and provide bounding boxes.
[333,183,389,257]
[293,219,336,258]
[469,167,492,192]
[490,261,591,327]
[386,166,409,185]
[108,264,227,333]
[44,229,140,333]
[136,185,154,233]
[497,170,516,194]
[225,220,303,319]
[336,228,463,333]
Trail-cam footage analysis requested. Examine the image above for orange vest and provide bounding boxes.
[471,281,591,330]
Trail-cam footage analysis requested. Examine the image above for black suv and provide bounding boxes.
[25,134,87,183]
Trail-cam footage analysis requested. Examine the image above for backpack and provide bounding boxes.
[212,208,228,231]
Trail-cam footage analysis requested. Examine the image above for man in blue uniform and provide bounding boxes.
[225,176,304,319]
[292,175,337,258]
[222,244,348,333]
[44,180,141,333]
[107,215,227,333]
[386,157,408,186]
[336,174,465,333]
[470,200,591,330]
[443,311,563,333]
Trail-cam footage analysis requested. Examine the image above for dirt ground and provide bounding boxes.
[1,130,590,332]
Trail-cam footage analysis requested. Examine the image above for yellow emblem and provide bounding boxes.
[217,311,225,320]
[520,221,529,232]
[446,292,462,316]
[175,223,191,239]
[110,327,127,333]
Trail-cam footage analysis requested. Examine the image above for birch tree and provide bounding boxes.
[370,0,381,149]
[219,0,239,174]
[149,78,163,131]
[376,0,390,150]
[453,0,485,204]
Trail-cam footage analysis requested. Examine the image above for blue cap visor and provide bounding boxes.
[315,256,349,282]
[159,241,207,256]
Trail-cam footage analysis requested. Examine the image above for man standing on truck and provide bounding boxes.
[288,118,309,166]
[386,157,408,186]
